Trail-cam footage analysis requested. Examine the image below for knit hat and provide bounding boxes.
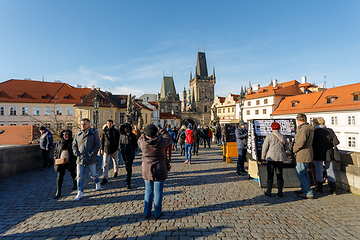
[238,120,246,126]
[39,126,46,131]
[187,124,192,129]
[271,122,281,130]
[144,124,158,138]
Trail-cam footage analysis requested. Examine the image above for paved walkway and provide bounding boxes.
[1,145,360,240]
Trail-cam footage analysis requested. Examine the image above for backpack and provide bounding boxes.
[185,129,194,144]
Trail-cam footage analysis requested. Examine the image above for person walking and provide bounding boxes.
[184,124,194,164]
[172,126,178,151]
[53,130,77,199]
[72,118,101,201]
[164,125,175,161]
[261,122,288,197]
[39,126,54,168]
[313,117,340,194]
[193,126,200,156]
[176,125,186,155]
[235,120,248,176]
[119,123,138,189]
[293,113,315,199]
[138,124,172,219]
[202,125,210,149]
[215,124,222,145]
[100,119,120,185]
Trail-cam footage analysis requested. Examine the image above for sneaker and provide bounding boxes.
[96,182,101,190]
[73,191,83,201]
[101,178,108,185]
[297,193,314,199]
[114,172,118,178]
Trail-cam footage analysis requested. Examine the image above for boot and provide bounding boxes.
[315,181,323,193]
[54,190,61,199]
[329,182,338,195]
[73,191,83,201]
[72,180,77,190]
[264,179,273,197]
[277,180,284,198]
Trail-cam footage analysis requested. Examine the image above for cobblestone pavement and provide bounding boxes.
[1,145,360,240]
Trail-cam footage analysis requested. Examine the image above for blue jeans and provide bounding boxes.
[77,164,100,192]
[295,162,313,196]
[237,148,246,173]
[144,180,165,218]
[314,160,336,183]
[185,143,193,162]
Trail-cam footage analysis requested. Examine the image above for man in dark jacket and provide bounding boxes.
[72,118,101,201]
[100,119,120,185]
[39,126,54,168]
[193,126,200,156]
[293,113,315,199]
[203,126,210,148]
[235,120,248,176]
[119,123,138,189]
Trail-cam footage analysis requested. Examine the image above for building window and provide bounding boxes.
[218,109,221,113]
[255,110,259,115]
[45,123,51,129]
[120,112,125,124]
[0,107,4,115]
[167,106,171,110]
[264,99,268,104]
[22,123,29,125]
[9,123,17,126]
[232,107,235,112]
[67,123,73,129]
[348,136,356,148]
[228,108,230,113]
[145,113,148,124]
[291,101,299,107]
[22,107,28,115]
[0,123,5,126]
[263,109,267,114]
[10,107,16,115]
[204,106,207,112]
[56,123,63,131]
[67,108,73,115]
[256,100,260,105]
[326,96,338,104]
[34,108,40,116]
[348,116,356,125]
[246,110,250,115]
[331,116,338,125]
[45,108,51,116]
[247,101,251,106]
[56,108,62,115]
[353,94,359,102]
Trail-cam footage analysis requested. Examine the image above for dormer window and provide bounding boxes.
[291,100,300,107]
[351,91,360,102]
[325,95,338,104]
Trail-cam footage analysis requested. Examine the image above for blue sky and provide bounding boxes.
[1,1,359,98]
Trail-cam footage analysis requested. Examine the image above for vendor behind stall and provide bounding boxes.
[235,120,248,176]
[261,122,288,197]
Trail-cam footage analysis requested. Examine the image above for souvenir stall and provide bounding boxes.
[247,119,300,188]
[221,124,238,163]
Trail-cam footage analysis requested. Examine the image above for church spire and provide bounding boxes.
[213,63,215,78]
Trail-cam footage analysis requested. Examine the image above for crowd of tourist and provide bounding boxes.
[38,112,339,219]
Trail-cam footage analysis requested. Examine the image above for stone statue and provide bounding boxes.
[125,94,136,124]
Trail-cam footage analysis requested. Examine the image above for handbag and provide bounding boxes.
[147,144,171,171]
[55,149,69,165]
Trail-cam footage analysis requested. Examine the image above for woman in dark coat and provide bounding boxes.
[53,130,77,199]
[313,117,340,194]
[138,124,172,219]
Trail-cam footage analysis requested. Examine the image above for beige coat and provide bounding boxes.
[293,122,315,163]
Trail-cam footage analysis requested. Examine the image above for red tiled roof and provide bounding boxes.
[148,101,158,108]
[272,82,360,115]
[245,80,303,100]
[218,97,225,103]
[0,125,40,145]
[231,94,240,101]
[271,91,323,115]
[160,112,180,119]
[0,79,91,104]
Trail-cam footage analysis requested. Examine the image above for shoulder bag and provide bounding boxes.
[147,144,171,171]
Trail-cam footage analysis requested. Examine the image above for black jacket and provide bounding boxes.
[193,128,200,142]
[101,126,120,154]
[54,130,76,172]
[119,123,138,157]
[313,125,340,162]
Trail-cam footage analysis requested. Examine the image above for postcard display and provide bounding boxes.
[247,119,301,188]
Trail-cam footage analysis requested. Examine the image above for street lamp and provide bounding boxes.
[93,96,100,129]
[238,88,245,121]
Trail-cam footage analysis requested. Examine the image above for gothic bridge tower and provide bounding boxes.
[189,51,216,125]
